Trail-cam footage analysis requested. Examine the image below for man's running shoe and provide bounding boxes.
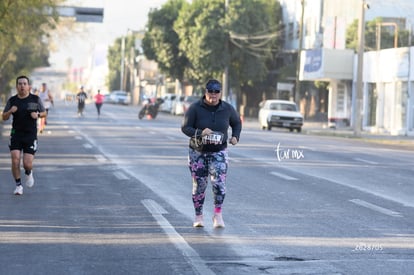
[193,215,204,227]
[213,213,225,228]
[25,172,34,188]
[14,185,23,195]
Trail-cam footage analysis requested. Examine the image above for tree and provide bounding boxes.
[142,0,188,83]
[174,0,228,84]
[138,0,283,102]
[0,0,61,94]
[174,0,282,89]
[107,35,140,92]
[346,17,412,51]
[227,0,283,89]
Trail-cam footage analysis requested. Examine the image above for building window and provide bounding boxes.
[288,22,294,40]
[367,83,377,126]
[337,83,345,113]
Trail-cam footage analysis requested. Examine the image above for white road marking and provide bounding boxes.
[74,136,82,140]
[142,199,214,275]
[83,143,93,149]
[230,158,241,163]
[105,112,118,120]
[354,158,378,165]
[349,199,403,217]
[270,171,298,181]
[94,155,107,162]
[114,171,129,180]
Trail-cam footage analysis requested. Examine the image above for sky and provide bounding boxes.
[49,0,168,70]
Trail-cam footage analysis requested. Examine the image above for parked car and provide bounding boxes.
[107,90,131,105]
[159,94,177,113]
[182,95,200,114]
[258,99,303,132]
[171,95,185,115]
[171,95,200,115]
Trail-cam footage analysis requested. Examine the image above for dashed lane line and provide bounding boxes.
[114,171,129,180]
[142,199,214,275]
[270,171,299,181]
[354,158,378,165]
[83,143,93,149]
[349,199,403,218]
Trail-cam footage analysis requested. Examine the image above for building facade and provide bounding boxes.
[282,0,414,135]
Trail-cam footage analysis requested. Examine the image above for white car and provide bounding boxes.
[171,95,199,115]
[159,94,177,113]
[107,90,131,105]
[258,99,303,132]
[171,95,185,115]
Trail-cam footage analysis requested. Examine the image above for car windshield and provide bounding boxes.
[269,103,297,111]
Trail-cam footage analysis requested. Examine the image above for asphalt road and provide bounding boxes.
[0,100,413,275]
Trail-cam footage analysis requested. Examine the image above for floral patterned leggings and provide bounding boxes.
[188,148,228,216]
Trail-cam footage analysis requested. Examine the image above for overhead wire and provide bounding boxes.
[229,26,285,57]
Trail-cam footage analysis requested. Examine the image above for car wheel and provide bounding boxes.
[297,127,302,133]
[289,128,294,132]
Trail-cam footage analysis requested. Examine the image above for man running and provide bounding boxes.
[76,86,88,116]
[2,75,46,195]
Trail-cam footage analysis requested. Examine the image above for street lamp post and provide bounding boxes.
[222,0,229,101]
[353,0,368,137]
[120,35,126,91]
[294,0,305,104]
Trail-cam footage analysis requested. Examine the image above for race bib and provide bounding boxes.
[202,131,224,145]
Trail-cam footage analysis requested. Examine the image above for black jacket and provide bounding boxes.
[181,96,242,152]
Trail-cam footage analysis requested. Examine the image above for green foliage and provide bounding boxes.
[107,34,141,92]
[107,37,123,92]
[346,17,411,51]
[227,0,282,88]
[0,0,62,93]
[109,0,283,95]
[174,0,282,87]
[142,0,188,82]
[174,0,227,83]
[314,80,329,90]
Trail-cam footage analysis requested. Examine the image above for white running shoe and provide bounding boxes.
[213,213,225,228]
[25,172,34,188]
[193,215,204,227]
[14,185,23,195]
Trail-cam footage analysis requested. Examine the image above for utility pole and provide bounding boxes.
[294,0,305,104]
[222,0,229,101]
[354,0,368,137]
[120,35,126,91]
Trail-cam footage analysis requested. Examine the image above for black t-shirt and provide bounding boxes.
[77,91,88,103]
[3,94,45,134]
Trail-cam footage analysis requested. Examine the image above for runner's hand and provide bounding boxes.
[229,136,238,145]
